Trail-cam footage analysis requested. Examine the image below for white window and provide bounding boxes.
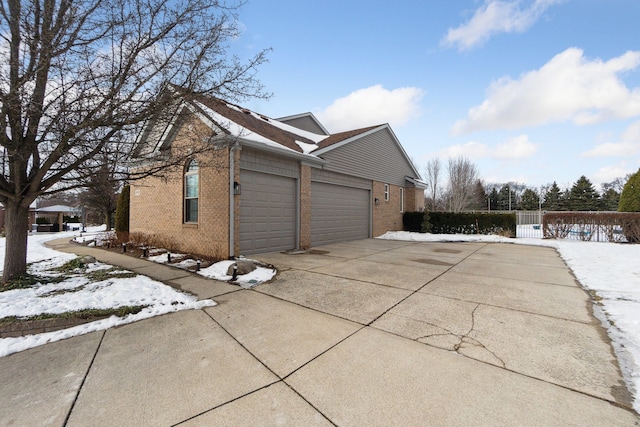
[384,184,389,201]
[400,187,404,212]
[184,159,199,223]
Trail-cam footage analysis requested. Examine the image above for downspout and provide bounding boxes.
[229,142,239,259]
[295,177,301,251]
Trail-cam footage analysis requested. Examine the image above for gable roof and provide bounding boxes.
[136,88,421,179]
[277,112,330,136]
[189,95,326,154]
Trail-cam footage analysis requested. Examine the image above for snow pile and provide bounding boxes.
[378,231,640,412]
[147,252,276,287]
[197,259,276,288]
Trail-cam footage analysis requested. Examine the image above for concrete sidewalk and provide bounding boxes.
[1,238,638,426]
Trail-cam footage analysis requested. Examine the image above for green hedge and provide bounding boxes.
[403,211,516,237]
[403,212,424,232]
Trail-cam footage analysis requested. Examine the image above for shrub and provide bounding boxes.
[403,212,424,232]
[618,170,640,242]
[542,212,640,243]
[421,211,432,233]
[429,212,516,237]
[114,185,130,239]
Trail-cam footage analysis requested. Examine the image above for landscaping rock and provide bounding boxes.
[227,260,256,276]
[78,255,97,266]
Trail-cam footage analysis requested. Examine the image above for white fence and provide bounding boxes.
[516,211,544,239]
[515,211,627,242]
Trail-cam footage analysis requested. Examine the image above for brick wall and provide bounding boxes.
[405,187,426,212]
[130,117,231,260]
[372,181,404,237]
[299,165,311,249]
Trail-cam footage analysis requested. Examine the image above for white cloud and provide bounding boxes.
[495,134,538,159]
[452,48,640,134]
[592,162,634,186]
[316,85,424,132]
[438,134,537,160]
[438,141,491,159]
[581,120,640,157]
[443,0,562,51]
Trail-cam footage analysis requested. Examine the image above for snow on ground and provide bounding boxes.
[0,229,214,357]
[197,259,276,288]
[379,231,640,413]
[147,252,276,287]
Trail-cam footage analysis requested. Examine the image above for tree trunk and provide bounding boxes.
[2,202,30,283]
[104,211,111,229]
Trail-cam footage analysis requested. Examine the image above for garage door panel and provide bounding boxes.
[311,182,370,246]
[240,171,296,254]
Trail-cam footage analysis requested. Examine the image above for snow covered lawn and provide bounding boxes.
[379,231,640,413]
[0,230,214,357]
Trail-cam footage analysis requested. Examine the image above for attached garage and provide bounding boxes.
[311,181,370,246]
[239,170,297,254]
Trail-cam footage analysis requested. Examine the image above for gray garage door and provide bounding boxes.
[311,181,370,246]
[240,170,296,254]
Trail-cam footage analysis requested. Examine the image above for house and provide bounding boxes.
[130,91,426,259]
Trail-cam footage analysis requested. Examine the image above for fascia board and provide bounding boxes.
[379,124,422,179]
[405,176,429,189]
[182,101,225,134]
[312,124,422,179]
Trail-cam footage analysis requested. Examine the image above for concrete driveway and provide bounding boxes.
[1,239,638,426]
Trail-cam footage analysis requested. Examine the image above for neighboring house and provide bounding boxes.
[130,91,426,259]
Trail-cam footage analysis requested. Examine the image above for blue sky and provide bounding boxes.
[234,0,640,190]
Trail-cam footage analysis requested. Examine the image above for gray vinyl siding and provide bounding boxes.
[279,116,328,135]
[318,128,417,186]
[240,147,299,178]
[311,168,371,190]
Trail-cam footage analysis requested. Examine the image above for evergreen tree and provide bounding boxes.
[619,169,640,212]
[568,176,600,211]
[542,182,565,211]
[618,169,640,243]
[601,188,620,211]
[115,186,131,237]
[520,188,540,210]
[469,180,489,210]
[496,184,517,210]
[488,187,499,211]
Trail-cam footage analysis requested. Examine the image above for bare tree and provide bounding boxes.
[0,0,270,282]
[77,152,120,228]
[424,157,441,210]
[447,157,479,213]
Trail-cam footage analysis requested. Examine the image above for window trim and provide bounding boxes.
[384,184,389,201]
[184,159,199,223]
[400,187,404,212]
